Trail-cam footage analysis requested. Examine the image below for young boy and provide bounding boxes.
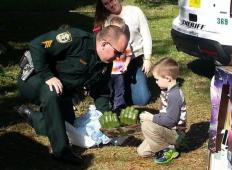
[109,17,132,113]
[137,57,187,164]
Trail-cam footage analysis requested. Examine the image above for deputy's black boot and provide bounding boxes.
[17,105,33,125]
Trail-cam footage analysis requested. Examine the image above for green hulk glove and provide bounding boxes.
[119,106,139,126]
[99,111,120,129]
[99,107,139,129]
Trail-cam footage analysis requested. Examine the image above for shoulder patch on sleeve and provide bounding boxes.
[56,31,72,43]
[41,40,53,48]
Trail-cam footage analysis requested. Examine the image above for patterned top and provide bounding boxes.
[153,84,187,129]
[111,48,132,74]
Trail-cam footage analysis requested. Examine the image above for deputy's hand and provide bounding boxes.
[139,111,153,121]
[45,77,63,95]
[142,59,151,75]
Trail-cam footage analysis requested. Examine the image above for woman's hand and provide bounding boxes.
[142,59,151,75]
[45,77,63,95]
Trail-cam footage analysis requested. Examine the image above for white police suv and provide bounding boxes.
[171,0,232,65]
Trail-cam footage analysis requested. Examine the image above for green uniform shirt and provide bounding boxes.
[28,27,111,111]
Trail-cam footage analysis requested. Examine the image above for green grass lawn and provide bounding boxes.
[0,0,213,169]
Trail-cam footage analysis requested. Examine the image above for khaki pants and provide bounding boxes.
[137,121,178,157]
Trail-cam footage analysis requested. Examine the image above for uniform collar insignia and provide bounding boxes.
[41,40,53,48]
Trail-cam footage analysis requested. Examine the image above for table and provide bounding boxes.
[208,66,232,169]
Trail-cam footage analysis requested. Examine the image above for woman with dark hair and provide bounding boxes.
[94,0,152,106]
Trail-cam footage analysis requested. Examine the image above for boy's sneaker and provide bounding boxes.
[154,150,164,159]
[154,148,179,164]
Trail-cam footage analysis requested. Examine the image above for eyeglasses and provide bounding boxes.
[104,40,124,57]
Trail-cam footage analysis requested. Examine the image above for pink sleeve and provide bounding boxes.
[92,26,102,33]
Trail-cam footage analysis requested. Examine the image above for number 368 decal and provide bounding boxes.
[217,18,228,25]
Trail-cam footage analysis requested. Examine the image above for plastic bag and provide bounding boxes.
[65,121,96,148]
[65,105,111,148]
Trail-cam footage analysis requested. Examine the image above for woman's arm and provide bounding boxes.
[136,7,152,74]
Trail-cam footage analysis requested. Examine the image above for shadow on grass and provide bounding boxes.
[180,121,209,152]
[0,90,41,129]
[1,11,94,41]
[0,95,24,128]
[0,48,25,66]
[0,0,96,12]
[75,0,96,7]
[120,136,143,147]
[0,82,19,95]
[0,11,94,66]
[177,77,185,87]
[147,76,160,102]
[0,132,94,170]
[187,59,216,79]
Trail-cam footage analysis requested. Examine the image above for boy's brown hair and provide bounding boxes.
[110,17,126,31]
[151,57,179,79]
[110,16,130,40]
